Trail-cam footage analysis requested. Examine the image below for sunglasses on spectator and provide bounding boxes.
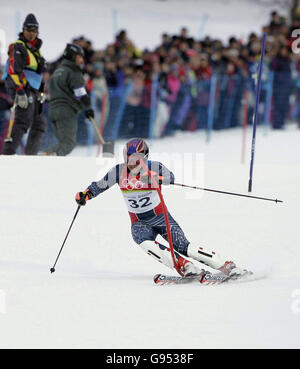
[24,27,38,33]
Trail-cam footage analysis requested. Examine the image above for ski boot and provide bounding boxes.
[219,261,252,280]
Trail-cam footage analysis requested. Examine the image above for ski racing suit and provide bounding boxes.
[83,160,234,274]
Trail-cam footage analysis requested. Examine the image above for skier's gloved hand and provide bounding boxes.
[75,189,93,206]
[16,89,28,109]
[85,109,95,119]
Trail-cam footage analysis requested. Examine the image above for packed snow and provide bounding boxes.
[0,124,300,349]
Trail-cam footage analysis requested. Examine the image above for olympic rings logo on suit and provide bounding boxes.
[121,178,145,190]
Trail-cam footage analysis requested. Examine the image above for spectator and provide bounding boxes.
[92,62,109,133]
[40,11,298,145]
[43,43,94,155]
[1,13,46,155]
[162,64,182,135]
[271,45,292,129]
[120,68,145,138]
[157,33,172,53]
[0,68,13,152]
[269,10,285,36]
[194,54,212,129]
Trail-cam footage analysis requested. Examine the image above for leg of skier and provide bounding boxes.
[132,214,243,278]
[131,221,201,276]
[186,244,240,276]
[156,212,243,277]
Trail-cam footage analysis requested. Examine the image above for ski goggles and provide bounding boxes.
[24,27,38,33]
[126,153,147,167]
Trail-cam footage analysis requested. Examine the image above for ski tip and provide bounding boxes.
[153,274,161,283]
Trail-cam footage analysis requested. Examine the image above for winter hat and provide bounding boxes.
[23,14,39,30]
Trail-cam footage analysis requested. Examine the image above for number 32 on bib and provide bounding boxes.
[122,190,161,214]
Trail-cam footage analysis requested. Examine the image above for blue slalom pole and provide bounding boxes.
[248,32,266,193]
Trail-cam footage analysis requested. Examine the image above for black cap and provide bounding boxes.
[63,43,85,62]
[23,13,39,30]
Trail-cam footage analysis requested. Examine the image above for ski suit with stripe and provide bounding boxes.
[87,161,190,256]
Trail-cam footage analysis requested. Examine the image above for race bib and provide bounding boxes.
[122,189,161,214]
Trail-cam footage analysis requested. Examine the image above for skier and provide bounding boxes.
[75,138,243,277]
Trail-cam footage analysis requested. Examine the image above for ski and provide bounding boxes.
[200,272,230,285]
[154,270,253,286]
[153,273,204,285]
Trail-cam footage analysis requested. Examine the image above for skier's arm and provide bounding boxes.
[75,165,120,206]
[7,43,27,92]
[141,161,175,185]
[69,73,93,117]
[158,162,175,185]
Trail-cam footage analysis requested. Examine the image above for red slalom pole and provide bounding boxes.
[139,161,183,276]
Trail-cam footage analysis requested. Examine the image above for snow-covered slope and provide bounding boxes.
[0,125,299,348]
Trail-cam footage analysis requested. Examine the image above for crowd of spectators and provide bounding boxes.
[2,9,300,152]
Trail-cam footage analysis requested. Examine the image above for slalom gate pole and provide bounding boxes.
[173,182,283,203]
[248,32,266,193]
[50,205,81,274]
[139,161,184,276]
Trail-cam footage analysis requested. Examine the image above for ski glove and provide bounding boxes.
[37,92,46,104]
[15,90,28,109]
[85,109,95,119]
[75,189,93,206]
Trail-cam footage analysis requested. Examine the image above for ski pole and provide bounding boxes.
[90,116,105,144]
[4,103,16,143]
[50,205,81,274]
[89,116,114,156]
[172,183,283,203]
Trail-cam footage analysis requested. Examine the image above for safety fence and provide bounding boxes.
[0,68,295,154]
